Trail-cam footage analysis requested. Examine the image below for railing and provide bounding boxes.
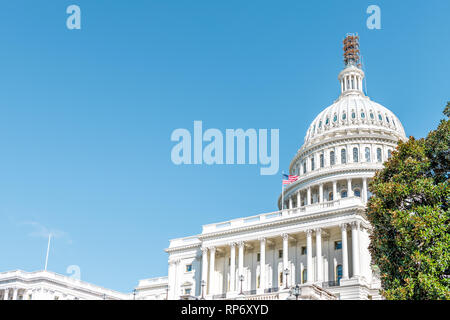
[264,287,279,293]
[202,196,364,234]
[212,293,227,299]
[322,280,340,288]
[243,289,257,295]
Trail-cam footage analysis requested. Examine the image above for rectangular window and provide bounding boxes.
[301,246,307,255]
[185,264,192,272]
[334,241,342,250]
[278,249,283,259]
[184,288,191,295]
[257,253,260,262]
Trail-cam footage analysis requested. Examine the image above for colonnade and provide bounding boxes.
[201,221,362,297]
[284,177,368,209]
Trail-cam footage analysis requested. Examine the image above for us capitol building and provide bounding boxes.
[0,35,407,300]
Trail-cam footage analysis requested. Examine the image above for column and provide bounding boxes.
[12,288,18,300]
[315,229,323,283]
[3,288,9,300]
[362,177,368,202]
[306,230,313,283]
[229,243,236,292]
[209,247,216,295]
[340,224,349,279]
[289,196,293,209]
[319,184,324,203]
[347,178,352,197]
[238,241,244,277]
[297,191,301,208]
[201,248,209,294]
[259,238,266,291]
[351,222,360,278]
[307,187,311,205]
[282,234,289,288]
[333,180,337,201]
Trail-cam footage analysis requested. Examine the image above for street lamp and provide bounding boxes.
[239,275,245,295]
[291,284,301,300]
[284,268,290,289]
[132,288,136,300]
[200,280,206,300]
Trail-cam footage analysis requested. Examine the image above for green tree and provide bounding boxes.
[367,104,450,300]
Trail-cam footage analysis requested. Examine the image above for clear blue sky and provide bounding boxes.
[0,0,448,292]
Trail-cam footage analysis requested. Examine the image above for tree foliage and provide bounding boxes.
[367,104,450,300]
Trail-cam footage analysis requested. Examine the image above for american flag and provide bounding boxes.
[282,174,299,185]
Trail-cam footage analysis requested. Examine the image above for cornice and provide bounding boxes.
[198,205,367,240]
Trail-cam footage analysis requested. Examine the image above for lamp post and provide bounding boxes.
[284,268,290,289]
[200,280,206,300]
[132,288,136,300]
[166,285,169,300]
[239,275,245,295]
[292,284,301,300]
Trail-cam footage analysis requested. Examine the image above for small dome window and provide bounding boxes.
[361,112,365,118]
[333,114,337,122]
[386,116,390,123]
[313,125,316,132]
[351,112,356,119]
[370,112,374,119]
[342,113,347,120]
[325,118,329,125]
[378,114,382,121]
[319,121,322,128]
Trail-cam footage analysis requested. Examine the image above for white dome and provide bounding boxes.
[303,94,406,146]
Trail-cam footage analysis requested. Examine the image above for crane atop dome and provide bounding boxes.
[343,33,361,68]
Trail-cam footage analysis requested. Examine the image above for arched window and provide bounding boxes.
[326,118,329,125]
[361,112,365,119]
[387,149,392,159]
[351,111,356,119]
[303,161,307,174]
[341,190,348,198]
[353,147,359,162]
[302,269,307,284]
[329,192,334,201]
[311,157,315,171]
[341,149,347,164]
[333,114,337,122]
[365,147,371,162]
[354,189,361,197]
[330,151,335,165]
[320,154,324,168]
[342,113,347,120]
[370,112,374,119]
[377,148,382,162]
[336,265,343,284]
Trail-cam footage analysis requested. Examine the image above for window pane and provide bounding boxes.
[341,149,346,164]
[365,147,371,162]
[353,147,358,162]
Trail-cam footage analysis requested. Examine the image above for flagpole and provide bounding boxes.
[281,171,284,211]
[44,234,51,271]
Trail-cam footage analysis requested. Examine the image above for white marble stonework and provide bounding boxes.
[0,270,129,300]
[160,57,406,301]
